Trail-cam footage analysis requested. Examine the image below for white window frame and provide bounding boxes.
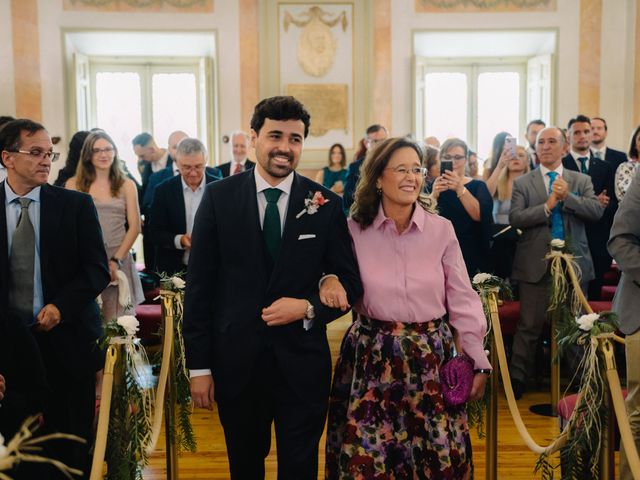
[418,57,527,153]
[88,57,208,147]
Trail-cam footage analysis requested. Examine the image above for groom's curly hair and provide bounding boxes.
[250,96,311,138]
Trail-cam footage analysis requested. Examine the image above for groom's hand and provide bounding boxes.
[262,298,307,326]
[191,375,215,410]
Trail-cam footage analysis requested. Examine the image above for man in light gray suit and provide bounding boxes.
[608,174,640,479]
[508,127,604,398]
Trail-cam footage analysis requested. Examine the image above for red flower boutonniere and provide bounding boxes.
[296,191,329,218]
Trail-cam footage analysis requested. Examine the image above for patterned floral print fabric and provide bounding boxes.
[615,160,639,201]
[325,316,472,480]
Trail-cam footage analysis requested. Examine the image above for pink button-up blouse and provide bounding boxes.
[348,204,491,370]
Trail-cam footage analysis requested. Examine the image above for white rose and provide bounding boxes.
[472,273,492,285]
[116,315,140,336]
[0,433,7,459]
[576,313,599,332]
[550,239,565,249]
[307,205,319,215]
[171,276,186,290]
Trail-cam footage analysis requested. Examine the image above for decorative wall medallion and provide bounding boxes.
[283,6,347,78]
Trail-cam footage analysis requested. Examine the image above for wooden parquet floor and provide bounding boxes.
[143,315,619,479]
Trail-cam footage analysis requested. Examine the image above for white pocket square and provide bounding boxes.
[298,234,316,240]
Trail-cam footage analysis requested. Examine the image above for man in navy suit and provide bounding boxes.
[184,96,362,479]
[149,138,220,276]
[343,124,387,212]
[591,116,628,171]
[0,119,110,477]
[562,114,616,300]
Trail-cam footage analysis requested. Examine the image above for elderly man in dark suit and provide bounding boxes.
[0,119,110,477]
[184,96,362,479]
[609,174,640,479]
[149,138,220,276]
[217,130,256,177]
[509,126,604,398]
[562,114,617,300]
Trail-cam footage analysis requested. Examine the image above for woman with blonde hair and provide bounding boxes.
[487,143,529,279]
[325,137,490,479]
[65,130,144,320]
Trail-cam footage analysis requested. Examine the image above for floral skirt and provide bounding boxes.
[325,316,472,480]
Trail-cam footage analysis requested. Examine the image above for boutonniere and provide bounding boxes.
[296,191,329,218]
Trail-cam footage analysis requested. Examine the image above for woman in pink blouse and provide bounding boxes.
[325,137,490,479]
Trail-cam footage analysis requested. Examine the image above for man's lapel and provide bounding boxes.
[530,168,548,205]
[171,178,187,232]
[0,182,8,286]
[39,185,62,291]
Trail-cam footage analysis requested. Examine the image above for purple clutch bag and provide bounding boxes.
[441,354,475,406]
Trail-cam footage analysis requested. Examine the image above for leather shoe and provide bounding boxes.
[512,379,526,400]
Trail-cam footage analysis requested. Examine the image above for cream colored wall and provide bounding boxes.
[0,0,16,116]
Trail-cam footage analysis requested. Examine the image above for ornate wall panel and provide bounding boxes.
[415,0,556,13]
[63,0,213,13]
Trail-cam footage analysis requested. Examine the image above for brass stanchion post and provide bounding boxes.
[485,291,499,480]
[162,294,179,479]
[599,339,616,479]
[550,316,559,416]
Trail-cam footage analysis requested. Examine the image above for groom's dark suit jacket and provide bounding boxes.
[184,170,362,408]
[0,182,110,379]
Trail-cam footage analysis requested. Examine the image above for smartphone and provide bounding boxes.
[440,160,453,176]
[504,136,517,157]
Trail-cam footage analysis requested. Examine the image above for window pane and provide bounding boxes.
[95,72,142,180]
[477,72,520,160]
[152,73,198,148]
[425,73,468,143]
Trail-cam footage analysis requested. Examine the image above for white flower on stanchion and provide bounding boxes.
[576,313,600,332]
[116,315,139,336]
[472,272,493,285]
[171,276,186,290]
[550,238,566,250]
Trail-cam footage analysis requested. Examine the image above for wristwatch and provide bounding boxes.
[474,369,492,376]
[304,300,315,321]
[110,256,123,269]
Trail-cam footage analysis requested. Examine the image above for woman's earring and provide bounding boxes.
[376,187,382,196]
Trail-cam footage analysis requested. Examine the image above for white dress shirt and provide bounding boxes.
[539,164,564,217]
[230,159,248,175]
[151,151,170,173]
[591,145,607,160]
[173,175,207,265]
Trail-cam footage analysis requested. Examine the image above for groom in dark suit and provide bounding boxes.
[184,96,362,479]
[0,119,110,477]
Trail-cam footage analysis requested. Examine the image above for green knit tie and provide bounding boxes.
[263,188,282,261]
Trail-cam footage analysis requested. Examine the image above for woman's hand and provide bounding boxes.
[319,277,350,311]
[108,260,118,282]
[431,176,448,200]
[442,170,464,196]
[497,147,512,170]
[469,372,489,401]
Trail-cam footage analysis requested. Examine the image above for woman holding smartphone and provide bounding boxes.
[430,138,493,276]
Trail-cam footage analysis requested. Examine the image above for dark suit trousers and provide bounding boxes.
[216,347,327,480]
[37,336,96,480]
[510,279,550,383]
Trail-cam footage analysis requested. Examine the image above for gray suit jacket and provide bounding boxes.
[608,174,640,334]
[509,168,604,283]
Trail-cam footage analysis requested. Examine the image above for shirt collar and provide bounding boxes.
[539,163,563,177]
[254,167,294,196]
[4,180,41,205]
[591,146,607,155]
[570,150,590,160]
[181,174,206,193]
[372,202,424,232]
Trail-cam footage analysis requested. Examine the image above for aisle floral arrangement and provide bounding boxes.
[469,272,511,438]
[157,274,196,453]
[99,315,154,480]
